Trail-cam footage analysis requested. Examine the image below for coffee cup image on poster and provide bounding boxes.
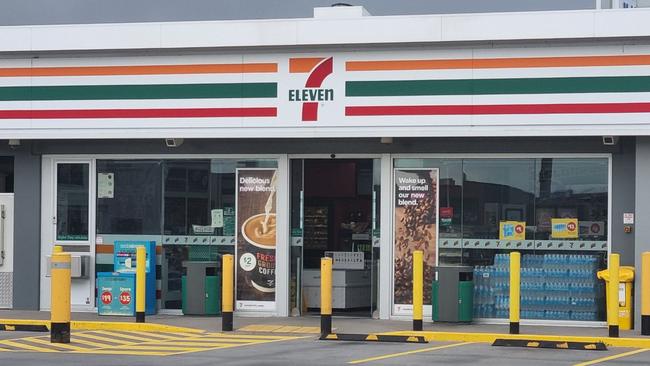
[236,168,277,307]
[393,169,438,307]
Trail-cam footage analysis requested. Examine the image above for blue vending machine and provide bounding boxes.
[98,240,157,315]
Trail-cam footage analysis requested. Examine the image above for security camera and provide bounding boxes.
[7,139,20,148]
[602,136,618,146]
[165,138,184,148]
[330,153,336,159]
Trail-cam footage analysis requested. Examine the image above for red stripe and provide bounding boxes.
[346,102,650,116]
[0,107,277,119]
[301,102,318,122]
[305,57,333,88]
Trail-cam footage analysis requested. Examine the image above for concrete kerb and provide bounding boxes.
[0,319,205,334]
[382,330,650,349]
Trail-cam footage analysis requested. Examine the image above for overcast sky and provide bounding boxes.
[0,0,597,26]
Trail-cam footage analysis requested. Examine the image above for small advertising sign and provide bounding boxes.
[236,169,277,311]
[551,218,579,239]
[113,241,154,273]
[97,272,135,316]
[499,221,526,240]
[440,207,453,227]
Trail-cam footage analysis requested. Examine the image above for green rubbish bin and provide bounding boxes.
[182,261,221,315]
[432,266,473,322]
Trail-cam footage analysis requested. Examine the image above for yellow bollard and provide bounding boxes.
[135,246,146,323]
[509,252,521,335]
[321,257,332,337]
[222,254,234,331]
[50,250,71,343]
[413,250,423,331]
[642,252,650,336]
[608,254,620,337]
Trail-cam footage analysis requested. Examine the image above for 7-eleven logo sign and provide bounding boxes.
[288,57,334,122]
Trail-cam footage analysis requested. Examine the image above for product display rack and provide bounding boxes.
[303,206,329,250]
[473,253,604,321]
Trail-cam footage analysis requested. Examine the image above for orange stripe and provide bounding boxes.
[96,244,114,254]
[96,244,162,254]
[289,58,324,73]
[346,54,650,71]
[0,63,277,77]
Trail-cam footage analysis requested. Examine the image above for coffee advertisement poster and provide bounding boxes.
[393,168,438,314]
[236,168,277,311]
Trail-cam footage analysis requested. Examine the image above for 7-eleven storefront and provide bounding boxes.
[0,8,642,326]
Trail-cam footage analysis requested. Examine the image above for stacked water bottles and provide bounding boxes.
[473,253,602,321]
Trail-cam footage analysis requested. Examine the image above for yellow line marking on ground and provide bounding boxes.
[121,331,183,340]
[272,326,301,333]
[573,348,650,366]
[109,345,208,351]
[0,340,59,353]
[73,332,137,345]
[89,330,154,342]
[239,325,285,332]
[348,342,474,364]
[66,336,118,348]
[27,337,90,351]
[291,327,321,334]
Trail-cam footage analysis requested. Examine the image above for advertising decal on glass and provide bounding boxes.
[235,169,277,311]
[499,221,526,240]
[393,168,438,315]
[551,218,579,239]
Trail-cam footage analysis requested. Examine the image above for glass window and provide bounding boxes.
[462,159,536,240]
[0,157,14,193]
[393,156,609,322]
[535,158,608,242]
[96,160,162,235]
[160,158,278,309]
[57,163,89,241]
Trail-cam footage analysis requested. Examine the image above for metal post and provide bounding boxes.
[135,246,146,323]
[608,253,620,337]
[321,257,332,337]
[50,250,71,343]
[413,250,423,331]
[509,252,521,335]
[222,254,234,331]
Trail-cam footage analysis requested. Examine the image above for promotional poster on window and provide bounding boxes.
[393,168,438,315]
[235,168,277,312]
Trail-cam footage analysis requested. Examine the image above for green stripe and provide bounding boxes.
[346,76,650,97]
[95,264,114,273]
[0,83,277,101]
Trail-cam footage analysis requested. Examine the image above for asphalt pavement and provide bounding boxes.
[0,330,648,365]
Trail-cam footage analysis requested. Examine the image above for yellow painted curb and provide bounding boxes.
[381,331,650,349]
[0,319,204,334]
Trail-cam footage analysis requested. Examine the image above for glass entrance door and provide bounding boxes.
[290,158,380,317]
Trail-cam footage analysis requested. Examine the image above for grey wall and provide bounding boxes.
[635,137,650,329]
[32,136,621,155]
[612,137,636,267]
[0,141,41,310]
